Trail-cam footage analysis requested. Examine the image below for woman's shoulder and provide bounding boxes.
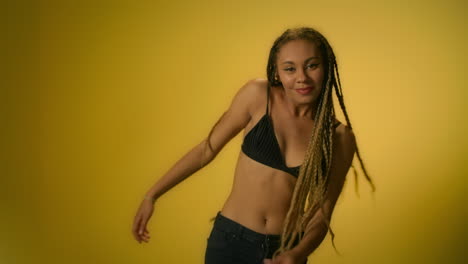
[236,78,269,112]
[333,121,356,150]
[243,78,269,93]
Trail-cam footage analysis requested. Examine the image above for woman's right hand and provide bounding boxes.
[132,198,155,243]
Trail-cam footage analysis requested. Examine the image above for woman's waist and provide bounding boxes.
[220,193,290,235]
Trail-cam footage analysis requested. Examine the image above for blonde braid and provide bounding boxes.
[202,27,376,258]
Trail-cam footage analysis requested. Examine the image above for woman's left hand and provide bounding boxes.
[263,250,307,264]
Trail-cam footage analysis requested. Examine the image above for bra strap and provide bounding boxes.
[266,84,270,115]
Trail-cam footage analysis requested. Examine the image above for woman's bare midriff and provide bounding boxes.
[220,151,298,235]
[218,81,311,235]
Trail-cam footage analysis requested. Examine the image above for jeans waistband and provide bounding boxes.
[213,211,282,244]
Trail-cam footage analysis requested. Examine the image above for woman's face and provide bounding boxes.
[275,39,325,105]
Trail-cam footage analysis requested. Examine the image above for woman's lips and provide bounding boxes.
[295,87,313,95]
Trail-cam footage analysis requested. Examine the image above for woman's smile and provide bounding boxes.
[295,87,314,95]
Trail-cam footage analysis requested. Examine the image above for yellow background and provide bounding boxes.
[3,0,466,263]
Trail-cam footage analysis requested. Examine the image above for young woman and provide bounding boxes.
[132,27,376,264]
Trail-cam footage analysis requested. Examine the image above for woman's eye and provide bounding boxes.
[284,64,319,72]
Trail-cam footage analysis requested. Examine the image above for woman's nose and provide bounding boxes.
[296,68,307,82]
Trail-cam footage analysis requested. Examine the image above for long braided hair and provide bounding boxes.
[267,27,376,258]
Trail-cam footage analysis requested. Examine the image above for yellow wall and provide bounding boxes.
[3,0,466,263]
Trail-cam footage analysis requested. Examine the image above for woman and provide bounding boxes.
[132,27,376,264]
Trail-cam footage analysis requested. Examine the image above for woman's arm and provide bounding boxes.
[143,140,216,202]
[144,79,262,202]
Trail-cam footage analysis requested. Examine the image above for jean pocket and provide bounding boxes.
[207,228,237,250]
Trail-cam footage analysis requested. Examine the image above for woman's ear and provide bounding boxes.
[274,71,281,84]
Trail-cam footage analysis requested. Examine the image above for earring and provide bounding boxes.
[274,75,281,84]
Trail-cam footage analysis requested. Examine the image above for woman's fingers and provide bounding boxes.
[132,215,143,242]
[137,218,151,243]
[263,259,273,264]
[132,202,154,244]
[133,215,149,243]
[138,217,148,235]
[140,230,151,242]
[143,228,151,242]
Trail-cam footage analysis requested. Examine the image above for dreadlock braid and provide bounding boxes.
[332,62,377,196]
[262,27,376,259]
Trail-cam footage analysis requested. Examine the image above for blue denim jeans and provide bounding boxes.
[204,211,308,264]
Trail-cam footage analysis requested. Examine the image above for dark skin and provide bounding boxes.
[132,39,355,264]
